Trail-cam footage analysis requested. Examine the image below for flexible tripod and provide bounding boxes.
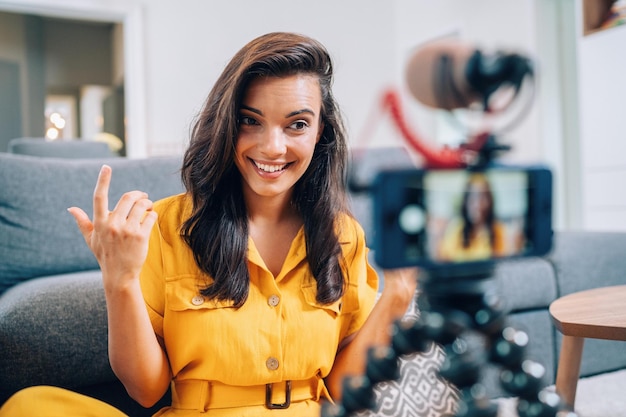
[320,263,580,417]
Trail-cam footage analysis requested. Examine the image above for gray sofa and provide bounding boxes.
[1,151,625,417]
[0,153,182,416]
[7,137,118,159]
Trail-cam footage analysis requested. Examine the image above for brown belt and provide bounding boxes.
[171,377,329,411]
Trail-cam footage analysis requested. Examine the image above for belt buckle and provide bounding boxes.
[265,381,291,409]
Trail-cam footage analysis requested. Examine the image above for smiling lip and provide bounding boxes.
[251,159,290,174]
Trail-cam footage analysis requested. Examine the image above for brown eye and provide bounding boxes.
[289,120,308,130]
[239,116,258,126]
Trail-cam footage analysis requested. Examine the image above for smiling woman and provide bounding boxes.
[236,76,322,196]
[235,75,324,277]
[0,32,418,417]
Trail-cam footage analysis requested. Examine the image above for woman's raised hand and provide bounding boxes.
[381,267,419,307]
[68,165,158,291]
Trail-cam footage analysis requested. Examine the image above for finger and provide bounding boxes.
[93,165,112,223]
[140,210,158,233]
[67,206,95,240]
[111,191,150,220]
[124,197,154,225]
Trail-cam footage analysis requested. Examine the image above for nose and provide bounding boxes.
[259,127,287,157]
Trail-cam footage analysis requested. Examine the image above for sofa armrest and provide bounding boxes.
[0,271,114,402]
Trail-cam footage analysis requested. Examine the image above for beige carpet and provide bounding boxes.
[495,369,626,417]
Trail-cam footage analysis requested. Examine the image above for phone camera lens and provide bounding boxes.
[398,204,425,235]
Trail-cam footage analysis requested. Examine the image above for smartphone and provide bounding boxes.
[371,165,553,269]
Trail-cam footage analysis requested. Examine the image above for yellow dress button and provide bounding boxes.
[266,357,279,370]
[268,295,280,307]
[191,295,205,306]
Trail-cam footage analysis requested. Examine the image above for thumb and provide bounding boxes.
[67,207,94,240]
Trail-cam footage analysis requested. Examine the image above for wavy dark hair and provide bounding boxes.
[180,32,350,308]
[461,174,496,248]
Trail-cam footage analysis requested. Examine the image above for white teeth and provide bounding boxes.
[254,161,287,173]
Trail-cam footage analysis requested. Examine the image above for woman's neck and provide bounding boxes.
[244,189,299,226]
[244,190,303,277]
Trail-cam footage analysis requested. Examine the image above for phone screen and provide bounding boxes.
[372,167,552,269]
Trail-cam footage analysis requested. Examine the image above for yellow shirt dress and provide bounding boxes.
[436,218,508,263]
[0,193,378,417]
[141,194,378,416]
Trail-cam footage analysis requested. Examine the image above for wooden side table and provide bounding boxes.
[549,285,626,408]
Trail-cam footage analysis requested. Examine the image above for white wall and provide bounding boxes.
[139,0,543,162]
[391,0,542,166]
[535,0,626,231]
[577,21,626,230]
[0,0,544,158]
[133,0,397,156]
[3,0,623,232]
[3,0,587,229]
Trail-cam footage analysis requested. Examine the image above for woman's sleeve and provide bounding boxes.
[139,220,166,339]
[342,217,379,338]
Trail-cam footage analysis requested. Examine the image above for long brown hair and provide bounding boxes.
[461,173,496,248]
[180,32,350,307]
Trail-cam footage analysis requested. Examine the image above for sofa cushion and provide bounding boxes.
[493,256,558,312]
[0,153,184,294]
[549,230,626,295]
[8,137,116,158]
[0,271,111,401]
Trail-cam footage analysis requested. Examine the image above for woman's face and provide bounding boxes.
[235,74,323,202]
[466,180,492,224]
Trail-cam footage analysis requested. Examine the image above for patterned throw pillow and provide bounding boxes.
[355,294,460,417]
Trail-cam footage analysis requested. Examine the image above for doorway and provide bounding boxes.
[0,59,22,152]
[0,1,146,157]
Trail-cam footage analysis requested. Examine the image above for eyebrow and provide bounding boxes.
[240,104,316,118]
